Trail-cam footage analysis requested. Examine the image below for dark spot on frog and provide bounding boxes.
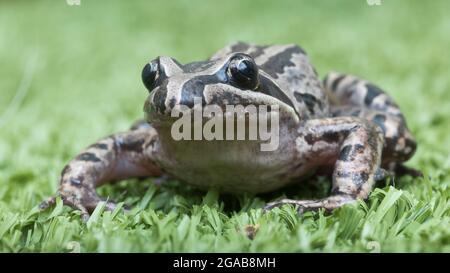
[331,188,352,196]
[248,45,268,59]
[182,79,205,106]
[372,114,387,133]
[70,177,83,187]
[347,79,359,90]
[294,93,319,115]
[349,123,364,134]
[339,145,353,161]
[304,131,340,145]
[354,144,365,154]
[76,152,101,162]
[260,46,305,78]
[168,97,176,109]
[231,42,250,53]
[364,83,383,105]
[180,75,218,108]
[384,99,398,108]
[304,134,315,145]
[385,136,398,152]
[351,109,361,117]
[404,138,417,159]
[331,75,346,91]
[89,143,108,150]
[337,171,369,189]
[120,138,145,153]
[286,73,306,86]
[153,87,167,113]
[354,172,370,190]
[331,108,342,117]
[322,131,340,143]
[110,135,120,154]
[374,168,388,181]
[209,90,241,106]
[339,143,367,163]
[144,138,157,150]
[182,60,216,73]
[312,67,319,77]
[397,122,406,138]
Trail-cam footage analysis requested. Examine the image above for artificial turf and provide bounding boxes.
[0,0,449,252]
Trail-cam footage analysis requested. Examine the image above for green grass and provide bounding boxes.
[0,0,449,252]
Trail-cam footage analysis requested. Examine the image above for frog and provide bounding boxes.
[40,42,420,220]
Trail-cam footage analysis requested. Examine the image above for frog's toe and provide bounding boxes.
[263,199,287,211]
[39,196,57,211]
[40,194,91,222]
[374,168,390,182]
[61,197,91,222]
[102,199,131,212]
[263,199,311,211]
[40,192,128,222]
[105,201,118,211]
[38,195,90,220]
[74,200,123,223]
[264,195,356,215]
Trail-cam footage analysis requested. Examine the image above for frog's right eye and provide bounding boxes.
[227,53,259,90]
[142,59,160,91]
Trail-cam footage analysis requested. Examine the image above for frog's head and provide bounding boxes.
[141,53,302,178]
[142,53,299,128]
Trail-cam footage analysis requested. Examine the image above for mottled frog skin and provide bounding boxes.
[40,42,419,220]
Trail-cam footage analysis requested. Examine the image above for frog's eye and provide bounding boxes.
[228,54,259,90]
[141,59,160,92]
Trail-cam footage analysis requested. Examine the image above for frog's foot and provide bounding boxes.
[264,194,355,214]
[39,196,57,211]
[286,116,385,216]
[39,195,90,221]
[39,193,123,222]
[40,126,162,220]
[325,72,417,164]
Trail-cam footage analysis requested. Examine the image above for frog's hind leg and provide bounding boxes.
[323,71,405,118]
[265,117,385,213]
[323,72,420,176]
[39,125,163,220]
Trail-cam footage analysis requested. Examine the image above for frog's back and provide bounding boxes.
[211,42,329,118]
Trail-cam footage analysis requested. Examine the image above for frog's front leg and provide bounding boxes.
[39,125,163,220]
[265,117,384,213]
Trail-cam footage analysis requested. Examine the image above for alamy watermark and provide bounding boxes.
[367,0,382,6]
[170,97,280,151]
[66,0,81,6]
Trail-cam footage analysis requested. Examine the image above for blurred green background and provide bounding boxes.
[0,0,449,252]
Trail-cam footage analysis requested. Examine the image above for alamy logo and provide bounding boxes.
[66,0,81,6]
[367,0,382,6]
[170,97,280,151]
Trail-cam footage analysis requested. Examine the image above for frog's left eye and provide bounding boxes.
[228,54,259,90]
[141,59,160,92]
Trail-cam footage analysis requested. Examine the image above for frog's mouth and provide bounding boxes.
[145,87,299,154]
[144,84,300,125]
